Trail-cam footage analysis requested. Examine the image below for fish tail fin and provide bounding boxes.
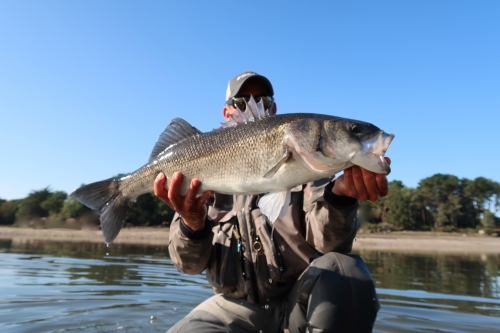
[70,177,131,244]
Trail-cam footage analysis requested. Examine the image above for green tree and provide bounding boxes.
[15,188,52,220]
[481,210,496,235]
[456,178,477,228]
[410,189,432,229]
[355,175,500,232]
[464,177,497,222]
[417,174,461,229]
[358,200,382,225]
[125,193,174,226]
[61,197,92,219]
[0,199,20,225]
[40,191,68,217]
[387,187,419,229]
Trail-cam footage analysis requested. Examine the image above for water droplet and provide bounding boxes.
[268,279,272,283]
[264,304,269,309]
[106,253,109,256]
[150,316,157,320]
[90,288,93,291]
[373,298,376,301]
[173,307,177,311]
[259,330,263,333]
[117,326,123,330]
[106,243,109,248]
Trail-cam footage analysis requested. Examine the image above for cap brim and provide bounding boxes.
[227,74,274,100]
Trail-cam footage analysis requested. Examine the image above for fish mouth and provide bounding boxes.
[362,131,395,156]
[350,131,394,175]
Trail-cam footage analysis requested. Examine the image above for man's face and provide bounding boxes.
[223,81,277,121]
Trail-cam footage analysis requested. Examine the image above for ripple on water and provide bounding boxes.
[0,242,499,332]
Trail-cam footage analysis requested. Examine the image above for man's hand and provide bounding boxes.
[154,172,214,231]
[332,157,391,202]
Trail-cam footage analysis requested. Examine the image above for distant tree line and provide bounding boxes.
[0,184,174,229]
[359,174,500,234]
[1,173,499,232]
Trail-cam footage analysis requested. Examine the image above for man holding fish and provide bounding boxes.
[154,72,391,332]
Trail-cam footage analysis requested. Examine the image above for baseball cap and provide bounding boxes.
[225,71,274,101]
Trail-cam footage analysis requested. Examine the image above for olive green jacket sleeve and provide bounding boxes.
[168,195,233,275]
[303,178,359,254]
[168,214,214,275]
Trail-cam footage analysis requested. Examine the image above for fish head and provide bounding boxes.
[284,116,394,176]
[321,118,394,174]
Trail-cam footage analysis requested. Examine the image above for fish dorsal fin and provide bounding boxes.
[258,190,292,223]
[149,118,202,162]
[220,95,270,128]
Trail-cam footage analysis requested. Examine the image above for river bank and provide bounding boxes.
[1,226,499,254]
[0,226,169,245]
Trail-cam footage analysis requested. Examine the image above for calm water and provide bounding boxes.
[0,239,499,333]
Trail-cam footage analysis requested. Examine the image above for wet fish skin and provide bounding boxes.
[71,103,394,244]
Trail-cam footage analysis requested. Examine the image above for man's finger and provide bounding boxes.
[376,157,391,197]
[168,172,185,211]
[341,168,357,198]
[154,173,165,196]
[184,178,202,209]
[154,173,169,199]
[197,190,214,210]
[351,166,368,201]
[375,174,389,197]
[154,173,174,208]
[360,168,379,201]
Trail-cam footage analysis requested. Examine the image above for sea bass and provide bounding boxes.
[71,97,394,243]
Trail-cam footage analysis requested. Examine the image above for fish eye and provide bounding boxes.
[350,124,361,134]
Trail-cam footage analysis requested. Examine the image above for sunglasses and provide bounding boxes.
[226,95,274,111]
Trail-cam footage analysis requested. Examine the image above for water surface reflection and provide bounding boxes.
[0,239,498,332]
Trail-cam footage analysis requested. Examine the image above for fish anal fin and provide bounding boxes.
[149,118,202,163]
[258,190,292,223]
[263,149,292,179]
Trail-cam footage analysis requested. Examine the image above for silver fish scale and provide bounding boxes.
[119,114,331,200]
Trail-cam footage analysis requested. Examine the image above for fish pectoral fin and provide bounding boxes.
[149,118,202,163]
[258,190,292,223]
[263,150,292,179]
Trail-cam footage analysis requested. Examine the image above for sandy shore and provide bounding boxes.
[0,226,170,245]
[1,227,499,254]
[353,233,500,254]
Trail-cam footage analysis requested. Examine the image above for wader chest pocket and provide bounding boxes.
[209,219,239,289]
[251,210,285,282]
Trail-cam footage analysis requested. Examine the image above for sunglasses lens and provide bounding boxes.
[260,96,273,109]
[234,99,246,111]
[232,96,273,111]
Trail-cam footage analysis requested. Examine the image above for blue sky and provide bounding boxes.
[1,1,499,200]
